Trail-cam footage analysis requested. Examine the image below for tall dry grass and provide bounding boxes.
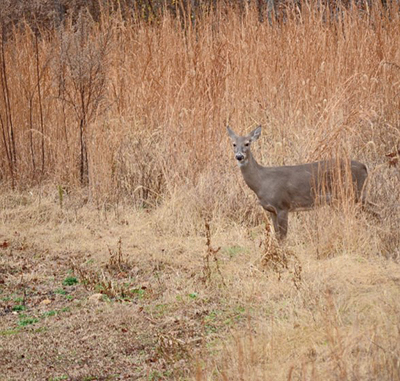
[0,2,399,237]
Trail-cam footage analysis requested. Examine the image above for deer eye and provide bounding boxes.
[233,143,236,147]
[245,142,249,147]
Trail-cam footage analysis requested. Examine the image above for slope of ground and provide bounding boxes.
[1,188,399,380]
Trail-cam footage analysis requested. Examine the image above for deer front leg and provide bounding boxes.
[277,209,289,239]
[269,209,289,240]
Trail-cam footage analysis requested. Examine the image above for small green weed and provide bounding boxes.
[12,304,26,312]
[204,310,222,334]
[33,327,47,333]
[49,375,68,381]
[0,328,20,336]
[236,306,245,314]
[153,303,169,317]
[54,288,67,295]
[62,276,78,286]
[205,310,221,321]
[131,288,145,299]
[18,317,39,327]
[42,310,57,317]
[223,245,245,258]
[148,370,163,381]
[55,288,73,300]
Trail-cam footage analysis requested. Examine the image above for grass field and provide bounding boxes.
[1,2,400,380]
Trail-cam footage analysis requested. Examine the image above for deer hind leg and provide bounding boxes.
[357,177,381,219]
[361,198,381,219]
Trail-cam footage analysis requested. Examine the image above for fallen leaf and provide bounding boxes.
[0,240,9,249]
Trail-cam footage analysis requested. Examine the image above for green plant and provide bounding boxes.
[12,304,26,312]
[224,245,245,258]
[49,375,68,381]
[62,276,78,286]
[0,329,20,336]
[148,371,163,381]
[18,316,39,327]
[42,310,57,317]
[131,288,146,299]
[154,303,169,316]
[54,288,68,295]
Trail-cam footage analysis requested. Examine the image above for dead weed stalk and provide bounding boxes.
[106,237,130,274]
[156,332,192,365]
[70,241,146,300]
[202,220,225,286]
[71,261,124,299]
[260,218,302,290]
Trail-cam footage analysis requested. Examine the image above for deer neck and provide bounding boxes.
[239,152,263,194]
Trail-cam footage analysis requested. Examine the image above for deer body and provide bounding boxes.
[227,126,368,239]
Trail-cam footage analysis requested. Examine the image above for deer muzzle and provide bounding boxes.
[235,153,244,162]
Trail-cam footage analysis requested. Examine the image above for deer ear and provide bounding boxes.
[226,126,236,140]
[249,125,262,142]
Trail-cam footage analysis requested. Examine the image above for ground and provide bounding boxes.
[1,187,400,380]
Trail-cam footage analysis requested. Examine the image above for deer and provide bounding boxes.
[227,125,373,240]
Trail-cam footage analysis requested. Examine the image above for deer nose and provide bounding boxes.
[235,153,244,161]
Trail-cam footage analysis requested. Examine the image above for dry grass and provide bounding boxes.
[1,2,400,380]
[1,185,400,380]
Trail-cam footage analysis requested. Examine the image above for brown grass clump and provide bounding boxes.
[1,2,400,380]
